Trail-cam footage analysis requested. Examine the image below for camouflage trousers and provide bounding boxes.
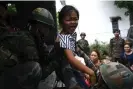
[0,61,42,89]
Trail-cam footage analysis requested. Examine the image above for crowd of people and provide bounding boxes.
[0,2,132,89]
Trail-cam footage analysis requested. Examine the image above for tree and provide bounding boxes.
[90,39,109,60]
[114,1,133,26]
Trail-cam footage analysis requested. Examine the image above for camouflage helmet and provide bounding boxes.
[80,32,86,36]
[31,7,54,27]
[99,62,133,89]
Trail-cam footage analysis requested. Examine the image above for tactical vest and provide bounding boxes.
[0,31,19,73]
[77,39,90,54]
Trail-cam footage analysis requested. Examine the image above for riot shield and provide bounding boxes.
[99,62,133,89]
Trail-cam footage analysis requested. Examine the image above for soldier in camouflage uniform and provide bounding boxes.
[109,29,125,62]
[0,6,58,89]
[77,32,90,55]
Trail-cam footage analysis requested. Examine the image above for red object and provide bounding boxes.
[85,79,91,87]
[8,27,20,32]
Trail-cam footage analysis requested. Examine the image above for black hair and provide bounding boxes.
[58,5,79,25]
[124,40,132,48]
[113,29,120,33]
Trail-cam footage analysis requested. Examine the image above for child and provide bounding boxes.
[56,5,96,89]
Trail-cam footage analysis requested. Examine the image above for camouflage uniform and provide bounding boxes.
[0,7,59,89]
[77,39,90,55]
[110,37,124,62]
[99,62,133,89]
[0,26,42,89]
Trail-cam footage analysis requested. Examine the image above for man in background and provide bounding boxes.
[109,29,125,62]
[77,32,90,55]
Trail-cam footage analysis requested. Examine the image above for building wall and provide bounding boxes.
[56,0,130,43]
[80,1,130,43]
[98,1,130,39]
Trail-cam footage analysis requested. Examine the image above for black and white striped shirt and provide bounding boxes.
[58,32,77,52]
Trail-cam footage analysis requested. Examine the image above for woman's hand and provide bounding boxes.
[130,65,133,71]
[84,73,90,80]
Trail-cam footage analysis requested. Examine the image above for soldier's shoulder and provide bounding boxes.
[77,39,82,42]
[6,30,35,46]
[120,37,125,40]
[110,37,115,41]
[110,37,115,40]
[85,39,88,42]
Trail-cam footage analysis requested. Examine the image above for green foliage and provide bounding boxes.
[90,39,109,60]
[7,3,17,15]
[114,1,133,16]
[56,12,61,32]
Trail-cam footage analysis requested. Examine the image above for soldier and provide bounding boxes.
[109,29,125,62]
[0,6,58,89]
[77,32,90,55]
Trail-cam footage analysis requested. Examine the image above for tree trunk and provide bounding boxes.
[129,11,133,26]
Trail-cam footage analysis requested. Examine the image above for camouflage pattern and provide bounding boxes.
[77,39,90,55]
[99,62,133,89]
[0,29,39,72]
[110,37,124,61]
[32,8,54,27]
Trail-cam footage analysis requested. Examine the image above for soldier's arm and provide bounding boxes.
[17,31,39,62]
[109,39,113,57]
[122,39,125,52]
[85,40,90,55]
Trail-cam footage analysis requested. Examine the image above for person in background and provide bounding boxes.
[77,32,90,55]
[120,41,133,71]
[55,5,96,89]
[109,29,125,62]
[90,49,101,69]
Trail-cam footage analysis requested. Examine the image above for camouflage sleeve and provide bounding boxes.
[109,39,113,57]
[16,31,39,62]
[122,39,125,52]
[76,45,96,70]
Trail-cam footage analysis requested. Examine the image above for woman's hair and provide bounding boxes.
[124,40,132,48]
[91,49,101,60]
[58,5,79,25]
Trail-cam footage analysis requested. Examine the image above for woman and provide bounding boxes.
[55,5,96,89]
[90,49,101,68]
[120,41,133,71]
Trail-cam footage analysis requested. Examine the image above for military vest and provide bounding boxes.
[77,39,90,54]
[0,31,19,72]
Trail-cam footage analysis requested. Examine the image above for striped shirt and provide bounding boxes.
[58,32,77,52]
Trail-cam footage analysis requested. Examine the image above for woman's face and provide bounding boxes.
[90,51,98,62]
[124,44,131,52]
[62,10,78,34]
